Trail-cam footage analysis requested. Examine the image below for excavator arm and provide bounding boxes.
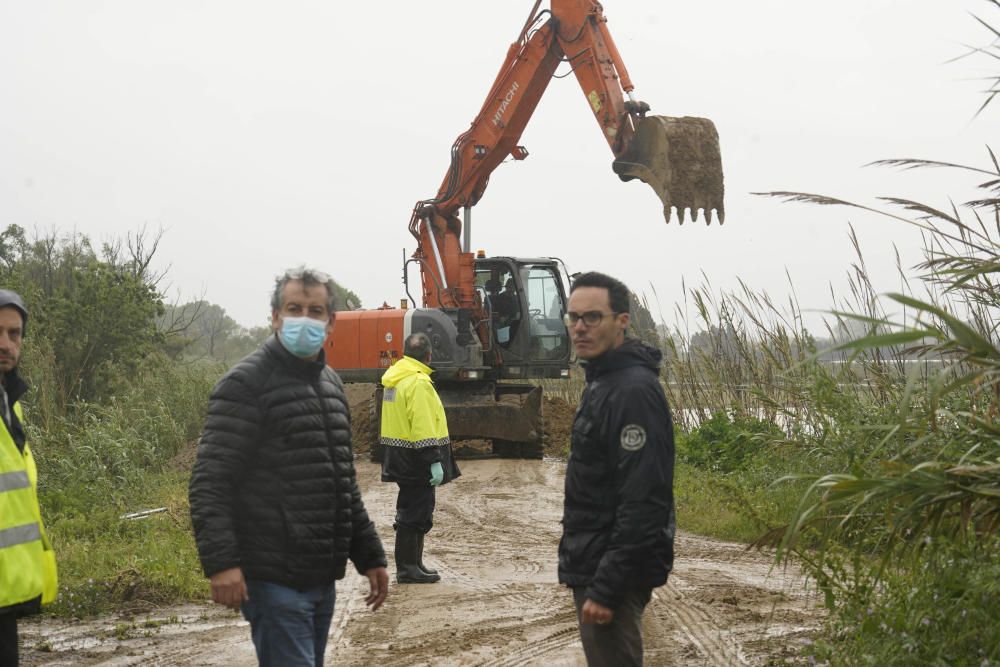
[330,0,723,461]
[410,0,724,316]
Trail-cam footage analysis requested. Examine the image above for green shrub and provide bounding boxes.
[676,412,785,473]
[30,353,222,616]
[32,352,220,501]
[804,537,1000,666]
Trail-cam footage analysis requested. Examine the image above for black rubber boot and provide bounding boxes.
[395,527,440,584]
[417,532,438,576]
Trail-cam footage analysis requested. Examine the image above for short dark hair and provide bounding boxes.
[569,272,630,314]
[271,266,338,313]
[404,332,432,362]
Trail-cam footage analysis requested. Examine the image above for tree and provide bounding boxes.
[159,301,270,364]
[0,225,165,406]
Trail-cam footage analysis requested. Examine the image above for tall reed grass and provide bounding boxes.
[31,353,224,616]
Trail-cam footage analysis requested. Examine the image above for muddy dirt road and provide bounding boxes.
[21,459,822,666]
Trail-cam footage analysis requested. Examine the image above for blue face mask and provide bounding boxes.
[279,316,328,358]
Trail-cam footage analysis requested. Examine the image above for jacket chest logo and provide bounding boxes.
[620,424,647,451]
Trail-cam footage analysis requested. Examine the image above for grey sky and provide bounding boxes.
[1,1,994,332]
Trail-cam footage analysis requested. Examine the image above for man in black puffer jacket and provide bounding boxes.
[189,266,388,667]
[559,272,675,667]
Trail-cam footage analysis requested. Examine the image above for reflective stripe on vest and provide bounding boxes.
[0,522,42,549]
[0,469,29,492]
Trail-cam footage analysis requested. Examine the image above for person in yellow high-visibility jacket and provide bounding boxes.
[0,290,57,667]
[379,332,460,584]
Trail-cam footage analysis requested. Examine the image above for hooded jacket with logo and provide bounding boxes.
[379,356,460,486]
[558,338,676,609]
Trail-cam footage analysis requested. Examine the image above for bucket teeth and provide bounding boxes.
[613,115,725,225]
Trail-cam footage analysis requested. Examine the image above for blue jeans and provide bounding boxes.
[241,580,336,667]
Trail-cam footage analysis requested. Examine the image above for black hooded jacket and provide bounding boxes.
[558,338,676,609]
[188,336,386,589]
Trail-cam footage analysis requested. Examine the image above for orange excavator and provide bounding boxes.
[324,0,724,459]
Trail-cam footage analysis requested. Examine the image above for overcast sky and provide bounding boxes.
[1,1,995,332]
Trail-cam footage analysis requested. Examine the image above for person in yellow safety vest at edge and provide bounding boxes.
[379,332,460,584]
[0,289,57,667]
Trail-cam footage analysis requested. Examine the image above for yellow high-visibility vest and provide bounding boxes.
[0,401,57,609]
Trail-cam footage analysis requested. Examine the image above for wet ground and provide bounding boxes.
[21,459,823,665]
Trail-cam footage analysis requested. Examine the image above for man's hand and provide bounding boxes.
[429,462,444,486]
[364,567,389,611]
[581,598,614,625]
[209,567,247,611]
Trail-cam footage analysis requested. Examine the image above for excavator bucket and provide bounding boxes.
[612,116,725,225]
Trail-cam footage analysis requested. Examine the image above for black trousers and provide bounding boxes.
[572,587,652,667]
[394,484,436,533]
[0,612,17,667]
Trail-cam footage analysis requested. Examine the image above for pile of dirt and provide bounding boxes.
[541,394,576,458]
[345,383,377,454]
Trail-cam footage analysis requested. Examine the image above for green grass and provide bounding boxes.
[675,462,810,543]
[804,538,1000,666]
[31,354,219,618]
[45,472,206,618]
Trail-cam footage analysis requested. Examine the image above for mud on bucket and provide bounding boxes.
[612,116,725,225]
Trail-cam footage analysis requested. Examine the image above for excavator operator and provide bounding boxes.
[486,277,519,346]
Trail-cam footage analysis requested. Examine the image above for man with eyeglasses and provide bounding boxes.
[558,271,676,666]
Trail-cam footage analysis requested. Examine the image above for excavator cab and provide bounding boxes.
[419,255,570,459]
[474,257,570,379]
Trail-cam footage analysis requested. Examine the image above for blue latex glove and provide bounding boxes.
[429,462,444,487]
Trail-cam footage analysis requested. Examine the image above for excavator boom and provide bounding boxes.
[327,1,724,460]
[411,0,724,313]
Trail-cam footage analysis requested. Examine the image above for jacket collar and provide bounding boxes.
[2,366,28,404]
[581,338,662,382]
[380,355,432,388]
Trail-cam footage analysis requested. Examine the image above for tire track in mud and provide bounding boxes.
[24,459,820,666]
[476,623,580,667]
[22,606,256,667]
[342,462,812,665]
[426,459,561,611]
[651,582,749,666]
[349,607,579,667]
[326,459,580,666]
[121,620,253,667]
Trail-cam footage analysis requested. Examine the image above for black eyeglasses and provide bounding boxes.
[563,311,618,327]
